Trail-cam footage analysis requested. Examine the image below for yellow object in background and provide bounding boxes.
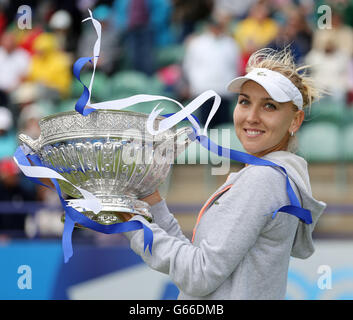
[233,17,279,52]
[27,33,72,98]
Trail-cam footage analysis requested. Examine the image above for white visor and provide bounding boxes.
[227,68,303,110]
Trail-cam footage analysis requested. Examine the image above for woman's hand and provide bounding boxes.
[113,189,162,222]
[117,190,162,222]
[139,189,163,206]
[117,212,134,222]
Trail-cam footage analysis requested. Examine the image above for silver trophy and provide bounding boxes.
[19,109,192,225]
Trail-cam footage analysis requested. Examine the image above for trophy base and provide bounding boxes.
[63,197,152,227]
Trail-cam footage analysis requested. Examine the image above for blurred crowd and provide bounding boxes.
[0,0,353,237]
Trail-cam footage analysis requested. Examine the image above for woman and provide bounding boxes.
[121,48,327,300]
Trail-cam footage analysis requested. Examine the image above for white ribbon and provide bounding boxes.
[82,9,222,138]
[14,146,102,214]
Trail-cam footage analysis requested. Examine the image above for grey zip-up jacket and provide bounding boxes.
[124,151,326,299]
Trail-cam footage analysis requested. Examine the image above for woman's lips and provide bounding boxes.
[243,128,265,138]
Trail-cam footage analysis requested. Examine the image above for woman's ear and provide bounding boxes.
[289,110,305,134]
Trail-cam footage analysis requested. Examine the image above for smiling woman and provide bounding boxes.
[122,47,327,300]
[229,47,323,158]
[234,82,302,158]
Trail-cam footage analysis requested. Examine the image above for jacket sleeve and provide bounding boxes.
[125,166,290,297]
[149,199,191,243]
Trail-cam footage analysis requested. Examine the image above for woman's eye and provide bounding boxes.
[239,99,249,105]
[264,103,277,110]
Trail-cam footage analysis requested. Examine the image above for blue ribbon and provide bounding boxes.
[188,127,312,224]
[159,118,312,225]
[73,56,97,116]
[14,146,153,263]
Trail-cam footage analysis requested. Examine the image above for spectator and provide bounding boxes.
[10,82,40,127]
[182,12,241,128]
[0,31,31,105]
[306,9,353,102]
[112,0,175,75]
[0,158,37,238]
[171,0,214,42]
[17,103,46,139]
[268,5,313,64]
[48,10,75,54]
[312,9,353,58]
[213,0,257,20]
[17,26,43,56]
[25,184,63,238]
[233,1,279,50]
[305,38,350,102]
[233,0,279,75]
[26,32,72,98]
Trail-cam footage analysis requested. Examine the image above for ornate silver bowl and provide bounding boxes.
[19,109,192,225]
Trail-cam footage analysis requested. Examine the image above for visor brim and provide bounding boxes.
[227,76,292,103]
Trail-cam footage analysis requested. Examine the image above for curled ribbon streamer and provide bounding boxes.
[73,56,95,115]
[13,146,153,262]
[73,10,221,137]
[74,9,102,114]
[82,9,101,103]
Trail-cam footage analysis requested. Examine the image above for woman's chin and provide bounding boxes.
[242,145,265,156]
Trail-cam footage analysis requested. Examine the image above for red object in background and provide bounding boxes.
[239,51,252,76]
[0,11,7,36]
[157,64,182,86]
[347,90,353,106]
[18,27,43,55]
[0,158,19,176]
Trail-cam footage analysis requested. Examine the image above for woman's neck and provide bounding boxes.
[244,133,290,166]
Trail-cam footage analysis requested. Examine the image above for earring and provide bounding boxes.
[290,131,294,137]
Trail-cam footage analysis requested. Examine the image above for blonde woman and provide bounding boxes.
[122,47,327,300]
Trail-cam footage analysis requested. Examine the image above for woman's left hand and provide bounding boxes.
[117,212,133,222]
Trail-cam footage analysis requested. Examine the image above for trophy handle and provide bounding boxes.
[18,133,41,154]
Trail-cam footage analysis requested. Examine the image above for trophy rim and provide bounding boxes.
[37,109,174,147]
[39,109,167,125]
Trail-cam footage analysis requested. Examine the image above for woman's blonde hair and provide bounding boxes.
[245,46,325,153]
[246,46,323,112]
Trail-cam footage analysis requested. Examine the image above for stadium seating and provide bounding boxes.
[296,121,343,163]
[110,70,150,99]
[156,45,185,68]
[57,98,78,113]
[342,123,353,162]
[307,98,346,125]
[71,71,111,103]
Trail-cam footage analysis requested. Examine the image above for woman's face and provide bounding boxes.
[233,80,304,157]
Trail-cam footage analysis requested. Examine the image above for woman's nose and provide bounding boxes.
[246,106,261,124]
